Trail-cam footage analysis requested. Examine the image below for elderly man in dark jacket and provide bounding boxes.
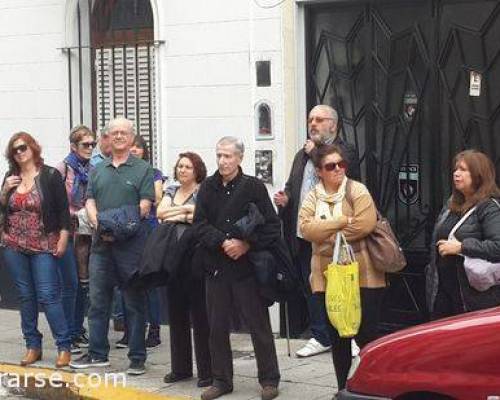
[194,136,280,400]
[274,105,361,357]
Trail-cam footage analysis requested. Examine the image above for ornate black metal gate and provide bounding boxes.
[306,0,500,331]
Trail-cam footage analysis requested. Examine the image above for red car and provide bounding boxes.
[339,307,500,400]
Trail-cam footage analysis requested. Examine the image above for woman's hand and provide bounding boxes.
[54,234,69,258]
[437,239,462,257]
[1,176,21,204]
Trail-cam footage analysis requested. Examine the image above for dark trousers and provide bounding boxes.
[206,275,280,390]
[297,238,331,346]
[167,276,212,379]
[328,287,385,390]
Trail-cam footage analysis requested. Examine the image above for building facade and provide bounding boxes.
[2,0,500,331]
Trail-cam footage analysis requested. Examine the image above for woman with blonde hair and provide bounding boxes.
[299,144,386,393]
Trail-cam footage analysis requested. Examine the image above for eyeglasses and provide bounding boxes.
[322,160,348,171]
[12,144,28,155]
[79,141,97,149]
[308,116,334,124]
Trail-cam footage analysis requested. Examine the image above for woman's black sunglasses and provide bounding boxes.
[12,144,28,155]
[322,160,348,171]
[79,141,97,149]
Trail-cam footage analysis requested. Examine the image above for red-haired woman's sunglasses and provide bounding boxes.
[12,144,28,155]
[322,160,348,171]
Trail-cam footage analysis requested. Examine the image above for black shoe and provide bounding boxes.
[197,377,213,388]
[70,342,82,354]
[127,360,146,375]
[69,353,110,369]
[74,332,89,348]
[116,332,128,349]
[145,325,161,348]
[163,371,193,383]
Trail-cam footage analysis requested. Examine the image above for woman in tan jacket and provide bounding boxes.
[299,144,386,393]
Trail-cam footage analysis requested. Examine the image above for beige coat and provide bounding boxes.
[299,180,386,292]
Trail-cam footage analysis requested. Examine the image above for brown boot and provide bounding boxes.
[200,385,233,400]
[55,351,71,368]
[20,349,42,366]
[261,386,279,400]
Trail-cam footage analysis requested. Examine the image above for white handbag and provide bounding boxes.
[448,201,500,292]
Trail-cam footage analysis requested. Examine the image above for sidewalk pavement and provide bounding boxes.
[0,308,338,400]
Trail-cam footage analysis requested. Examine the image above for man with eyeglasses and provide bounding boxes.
[273,105,360,358]
[70,117,154,376]
[56,125,97,356]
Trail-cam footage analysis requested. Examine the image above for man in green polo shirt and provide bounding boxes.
[70,117,154,375]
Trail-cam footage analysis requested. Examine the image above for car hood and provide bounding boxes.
[365,306,500,352]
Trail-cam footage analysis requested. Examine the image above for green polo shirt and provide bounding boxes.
[87,155,155,211]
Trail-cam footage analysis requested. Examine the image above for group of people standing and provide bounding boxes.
[1,105,500,400]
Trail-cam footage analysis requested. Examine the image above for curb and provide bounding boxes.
[0,363,191,400]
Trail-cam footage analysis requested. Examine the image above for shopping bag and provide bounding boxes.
[324,232,361,338]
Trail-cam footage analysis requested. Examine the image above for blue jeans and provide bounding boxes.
[57,241,79,340]
[146,288,161,326]
[112,287,124,322]
[297,238,331,347]
[3,248,71,351]
[88,249,147,362]
[118,287,161,327]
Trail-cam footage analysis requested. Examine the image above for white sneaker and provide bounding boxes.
[296,338,331,357]
[351,339,360,357]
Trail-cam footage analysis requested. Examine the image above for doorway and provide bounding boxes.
[305,0,500,330]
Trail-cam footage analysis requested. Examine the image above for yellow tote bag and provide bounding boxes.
[324,232,361,338]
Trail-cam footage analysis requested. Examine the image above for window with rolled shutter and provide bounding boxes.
[94,44,157,161]
[91,0,157,162]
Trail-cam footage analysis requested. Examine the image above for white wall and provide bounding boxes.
[157,0,287,191]
[0,0,69,173]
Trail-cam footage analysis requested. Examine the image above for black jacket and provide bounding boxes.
[280,136,360,257]
[1,165,71,233]
[193,169,281,281]
[138,222,196,287]
[427,199,500,313]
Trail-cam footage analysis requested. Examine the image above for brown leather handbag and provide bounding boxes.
[346,180,406,273]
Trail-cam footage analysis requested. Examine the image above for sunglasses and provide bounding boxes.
[322,160,348,171]
[308,116,334,124]
[12,144,28,155]
[79,141,97,149]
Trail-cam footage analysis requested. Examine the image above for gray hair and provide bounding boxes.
[311,105,338,123]
[216,136,245,156]
[108,117,135,135]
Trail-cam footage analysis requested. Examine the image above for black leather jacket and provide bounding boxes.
[427,198,500,313]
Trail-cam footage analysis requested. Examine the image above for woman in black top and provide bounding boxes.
[157,152,212,387]
[0,132,72,368]
[428,150,500,318]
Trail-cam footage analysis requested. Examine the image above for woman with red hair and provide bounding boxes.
[0,132,72,368]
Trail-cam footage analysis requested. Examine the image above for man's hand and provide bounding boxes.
[273,190,289,207]
[222,239,250,260]
[304,139,315,155]
[437,239,462,257]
